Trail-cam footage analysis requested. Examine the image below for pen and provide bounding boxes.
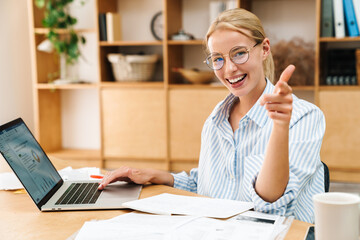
[90,175,104,179]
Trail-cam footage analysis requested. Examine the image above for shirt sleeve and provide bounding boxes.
[248,104,326,223]
[171,168,199,193]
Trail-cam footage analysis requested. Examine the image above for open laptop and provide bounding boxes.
[0,118,142,211]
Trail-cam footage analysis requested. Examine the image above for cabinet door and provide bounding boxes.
[101,88,166,160]
[169,88,228,162]
[319,90,360,181]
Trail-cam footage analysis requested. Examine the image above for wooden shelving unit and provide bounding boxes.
[314,0,360,182]
[29,0,359,180]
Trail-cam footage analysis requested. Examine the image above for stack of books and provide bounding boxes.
[98,12,122,42]
[324,49,358,85]
[321,0,360,37]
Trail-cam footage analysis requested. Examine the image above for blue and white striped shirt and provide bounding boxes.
[172,79,326,223]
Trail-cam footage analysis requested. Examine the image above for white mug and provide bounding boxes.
[313,192,360,240]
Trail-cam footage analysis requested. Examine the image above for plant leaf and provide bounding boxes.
[35,0,45,8]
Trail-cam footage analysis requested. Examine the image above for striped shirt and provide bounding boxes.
[172,79,326,223]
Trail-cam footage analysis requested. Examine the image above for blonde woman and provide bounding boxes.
[99,8,325,223]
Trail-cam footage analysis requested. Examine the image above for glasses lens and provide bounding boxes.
[206,53,224,70]
[230,46,249,64]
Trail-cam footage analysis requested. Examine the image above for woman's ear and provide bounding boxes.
[262,38,271,60]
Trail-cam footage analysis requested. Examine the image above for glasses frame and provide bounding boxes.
[204,42,260,70]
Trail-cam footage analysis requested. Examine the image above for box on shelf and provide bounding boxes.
[107,54,158,82]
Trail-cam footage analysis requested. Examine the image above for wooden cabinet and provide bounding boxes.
[314,0,360,182]
[28,0,241,171]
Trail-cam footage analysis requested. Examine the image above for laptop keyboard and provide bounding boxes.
[55,182,102,205]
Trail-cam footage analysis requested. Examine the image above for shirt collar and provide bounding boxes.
[211,78,274,128]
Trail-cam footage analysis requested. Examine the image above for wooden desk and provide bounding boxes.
[0,158,312,240]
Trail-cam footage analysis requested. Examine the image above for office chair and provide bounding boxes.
[322,161,330,192]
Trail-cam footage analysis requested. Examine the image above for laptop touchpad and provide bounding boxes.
[101,182,141,199]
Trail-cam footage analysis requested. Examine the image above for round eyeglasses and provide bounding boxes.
[204,42,260,70]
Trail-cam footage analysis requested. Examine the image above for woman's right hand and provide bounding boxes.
[98,166,174,190]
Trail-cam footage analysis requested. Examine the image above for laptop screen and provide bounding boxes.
[0,118,61,204]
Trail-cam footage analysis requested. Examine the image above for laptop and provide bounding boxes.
[0,118,142,211]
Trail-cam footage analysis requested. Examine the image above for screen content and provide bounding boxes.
[0,121,61,203]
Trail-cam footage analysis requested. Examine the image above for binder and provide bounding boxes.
[353,0,360,32]
[98,13,107,41]
[343,0,360,36]
[333,0,346,37]
[106,13,122,42]
[321,0,334,37]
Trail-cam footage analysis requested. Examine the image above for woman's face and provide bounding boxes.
[207,28,270,100]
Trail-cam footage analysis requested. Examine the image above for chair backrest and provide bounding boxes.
[322,161,330,192]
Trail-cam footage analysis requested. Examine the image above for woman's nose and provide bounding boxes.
[224,57,238,73]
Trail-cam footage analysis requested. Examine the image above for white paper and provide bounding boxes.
[58,166,101,181]
[0,172,23,190]
[0,167,101,191]
[75,213,199,240]
[122,193,254,219]
[75,212,279,240]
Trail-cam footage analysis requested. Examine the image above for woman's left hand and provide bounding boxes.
[260,65,295,126]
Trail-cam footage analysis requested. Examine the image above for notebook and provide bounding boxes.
[0,118,142,211]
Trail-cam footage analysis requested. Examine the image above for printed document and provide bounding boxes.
[122,193,254,218]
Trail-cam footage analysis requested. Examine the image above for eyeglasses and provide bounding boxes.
[204,42,260,70]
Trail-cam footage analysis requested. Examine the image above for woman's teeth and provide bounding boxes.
[228,74,247,84]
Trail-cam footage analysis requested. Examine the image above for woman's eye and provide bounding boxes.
[233,51,246,58]
[213,57,224,63]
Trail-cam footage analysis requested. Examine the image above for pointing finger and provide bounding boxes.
[279,64,295,83]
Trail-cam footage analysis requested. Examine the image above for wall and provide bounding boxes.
[0,0,34,130]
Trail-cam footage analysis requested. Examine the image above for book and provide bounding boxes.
[353,0,360,34]
[321,0,334,37]
[356,49,360,85]
[343,0,360,36]
[333,0,346,37]
[106,12,122,42]
[98,13,107,41]
[325,49,357,85]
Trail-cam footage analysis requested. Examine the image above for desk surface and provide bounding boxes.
[0,158,311,240]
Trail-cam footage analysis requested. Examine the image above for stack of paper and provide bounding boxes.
[73,193,292,240]
[74,211,291,240]
[122,193,254,219]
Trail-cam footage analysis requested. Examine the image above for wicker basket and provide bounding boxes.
[107,54,158,82]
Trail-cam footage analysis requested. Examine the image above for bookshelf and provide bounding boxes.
[315,0,360,182]
[29,0,360,181]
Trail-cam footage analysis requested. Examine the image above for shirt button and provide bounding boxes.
[230,174,235,180]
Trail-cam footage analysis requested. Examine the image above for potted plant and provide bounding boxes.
[35,0,86,84]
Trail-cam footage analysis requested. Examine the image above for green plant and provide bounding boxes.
[35,0,86,64]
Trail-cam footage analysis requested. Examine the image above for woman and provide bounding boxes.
[99,8,325,223]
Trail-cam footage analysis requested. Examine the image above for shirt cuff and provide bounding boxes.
[249,171,299,216]
[171,170,198,193]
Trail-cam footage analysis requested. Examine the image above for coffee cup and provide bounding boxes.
[313,192,360,240]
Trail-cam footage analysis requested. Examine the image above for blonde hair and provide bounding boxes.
[206,8,275,83]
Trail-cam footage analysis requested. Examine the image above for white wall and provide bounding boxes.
[0,0,34,130]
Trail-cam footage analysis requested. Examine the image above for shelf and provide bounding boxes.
[36,83,98,90]
[100,81,164,88]
[167,40,205,45]
[169,83,225,89]
[319,36,360,43]
[100,41,163,46]
[319,85,360,91]
[34,28,96,34]
[47,149,101,161]
[291,86,315,91]
[168,84,315,90]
